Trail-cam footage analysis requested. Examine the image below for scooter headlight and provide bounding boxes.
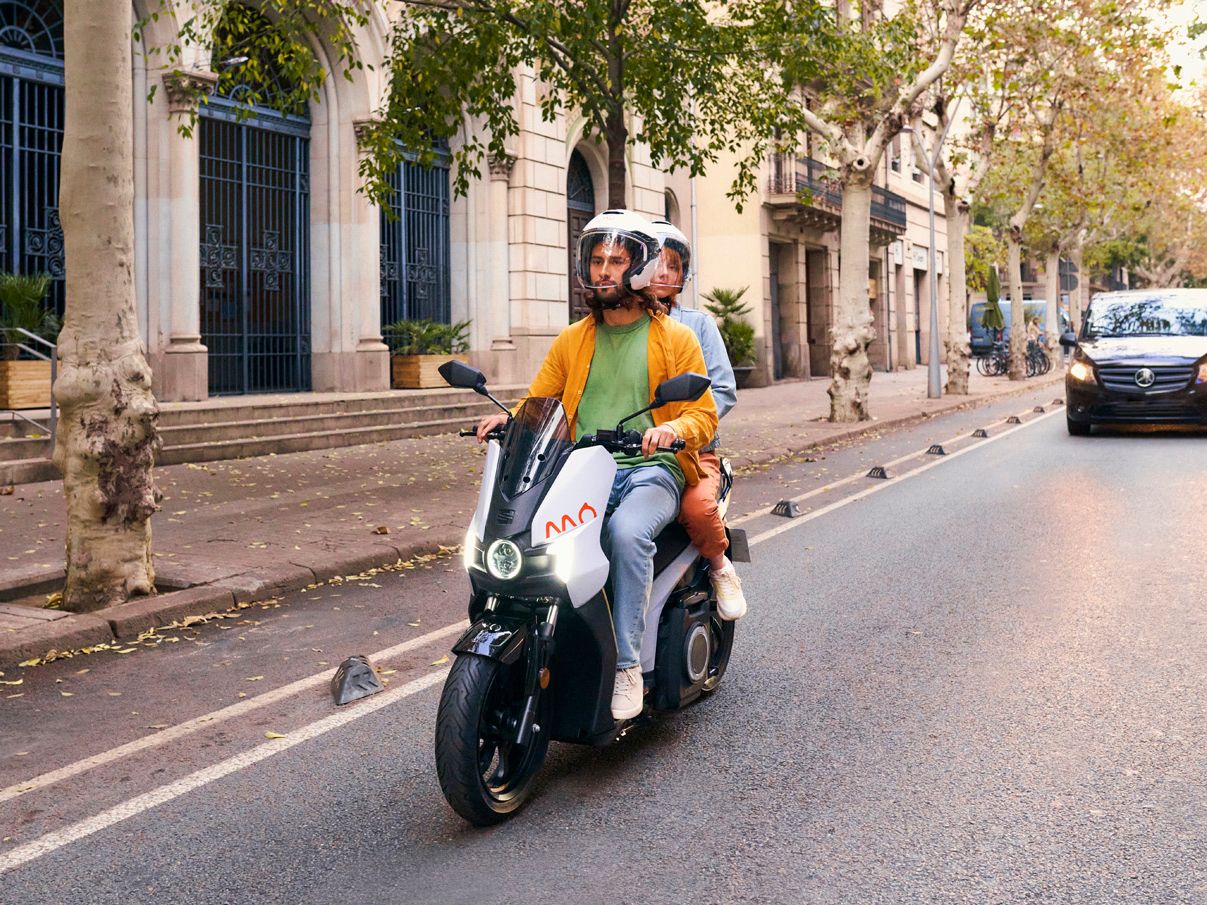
[549,536,576,584]
[462,529,478,572]
[486,539,523,581]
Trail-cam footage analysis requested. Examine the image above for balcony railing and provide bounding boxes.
[870,186,906,229]
[768,154,842,208]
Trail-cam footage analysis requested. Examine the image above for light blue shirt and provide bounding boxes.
[669,306,736,450]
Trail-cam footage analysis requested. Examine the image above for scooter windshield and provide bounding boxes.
[497,397,573,499]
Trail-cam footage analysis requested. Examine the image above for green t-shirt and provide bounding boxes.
[575,315,685,488]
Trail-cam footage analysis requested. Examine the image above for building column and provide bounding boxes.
[155,71,215,401]
[488,154,516,352]
[349,119,390,392]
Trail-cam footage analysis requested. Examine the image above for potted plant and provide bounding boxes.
[702,286,757,388]
[0,273,58,409]
[384,318,471,388]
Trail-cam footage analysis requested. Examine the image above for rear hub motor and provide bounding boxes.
[684,622,711,684]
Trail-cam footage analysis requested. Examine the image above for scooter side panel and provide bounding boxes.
[547,590,618,744]
[639,544,699,673]
[530,446,615,607]
[470,441,502,542]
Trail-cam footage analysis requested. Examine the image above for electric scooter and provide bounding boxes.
[433,360,748,825]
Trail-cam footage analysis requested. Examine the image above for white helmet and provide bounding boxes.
[575,209,661,293]
[648,217,691,293]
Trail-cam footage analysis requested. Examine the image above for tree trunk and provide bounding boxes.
[1069,241,1086,334]
[1006,229,1026,381]
[605,107,627,209]
[828,176,876,421]
[53,0,160,612]
[943,195,970,394]
[1044,247,1061,364]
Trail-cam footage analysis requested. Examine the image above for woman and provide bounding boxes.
[647,217,745,620]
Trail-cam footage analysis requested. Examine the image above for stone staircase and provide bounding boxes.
[1,385,526,486]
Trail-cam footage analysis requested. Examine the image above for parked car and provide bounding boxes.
[969,300,1070,355]
[1061,288,1207,435]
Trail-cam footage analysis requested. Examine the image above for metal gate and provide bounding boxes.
[380,147,451,330]
[0,1,65,317]
[199,101,310,395]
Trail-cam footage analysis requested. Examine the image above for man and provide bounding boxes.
[476,209,717,720]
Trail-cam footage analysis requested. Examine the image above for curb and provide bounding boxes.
[0,375,1059,671]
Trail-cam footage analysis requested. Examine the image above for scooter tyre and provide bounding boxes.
[435,653,548,826]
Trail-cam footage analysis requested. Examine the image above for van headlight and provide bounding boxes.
[1069,360,1095,383]
[486,539,523,580]
[1197,362,1207,384]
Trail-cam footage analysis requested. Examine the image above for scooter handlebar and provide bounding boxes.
[459,427,506,440]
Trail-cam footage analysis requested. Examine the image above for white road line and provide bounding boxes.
[728,411,1020,528]
[0,619,468,806]
[746,409,1061,547]
[0,668,450,876]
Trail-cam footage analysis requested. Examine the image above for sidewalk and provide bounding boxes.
[0,368,1062,667]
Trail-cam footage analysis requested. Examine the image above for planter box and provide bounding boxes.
[391,354,466,389]
[0,359,52,409]
[733,365,756,390]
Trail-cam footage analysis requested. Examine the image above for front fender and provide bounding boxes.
[452,616,530,665]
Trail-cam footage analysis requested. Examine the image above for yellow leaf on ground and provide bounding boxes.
[244,675,264,681]
[265,731,287,739]
[18,658,41,668]
[0,679,23,686]
[430,655,449,667]
[114,648,137,655]
[60,691,73,697]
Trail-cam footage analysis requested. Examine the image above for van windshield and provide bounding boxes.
[1086,294,1207,338]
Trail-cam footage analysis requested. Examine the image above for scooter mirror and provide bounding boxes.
[653,372,711,407]
[439,360,488,393]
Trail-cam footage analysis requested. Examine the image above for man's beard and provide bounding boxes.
[587,284,636,311]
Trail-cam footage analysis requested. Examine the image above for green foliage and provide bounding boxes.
[702,287,756,367]
[356,0,825,209]
[965,226,1005,293]
[138,1,368,137]
[383,319,472,356]
[0,272,57,361]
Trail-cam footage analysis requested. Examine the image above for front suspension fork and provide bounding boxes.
[514,603,558,746]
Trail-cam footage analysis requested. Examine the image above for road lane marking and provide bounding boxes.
[0,619,469,806]
[729,411,1024,529]
[746,409,1061,547]
[0,668,450,876]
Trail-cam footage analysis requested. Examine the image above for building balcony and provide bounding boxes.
[766,155,908,244]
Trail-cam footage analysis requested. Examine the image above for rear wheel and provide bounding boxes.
[700,614,735,695]
[435,654,548,826]
[1066,416,1092,436]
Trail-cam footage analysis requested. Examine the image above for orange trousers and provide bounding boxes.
[678,450,727,559]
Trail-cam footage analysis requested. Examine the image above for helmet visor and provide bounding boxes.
[576,230,647,291]
[650,240,691,292]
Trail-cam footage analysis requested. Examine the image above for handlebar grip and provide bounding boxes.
[658,439,687,452]
[458,428,476,437]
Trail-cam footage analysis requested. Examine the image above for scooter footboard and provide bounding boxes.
[452,616,530,665]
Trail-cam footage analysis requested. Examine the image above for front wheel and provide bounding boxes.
[435,654,548,826]
[1066,416,1092,436]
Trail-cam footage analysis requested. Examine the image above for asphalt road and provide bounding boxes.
[2,388,1203,904]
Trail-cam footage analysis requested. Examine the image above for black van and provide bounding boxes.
[1061,288,1207,435]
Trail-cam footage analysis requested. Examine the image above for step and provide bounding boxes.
[0,437,50,463]
[155,414,494,466]
[157,385,528,428]
[157,398,519,448]
[0,457,58,486]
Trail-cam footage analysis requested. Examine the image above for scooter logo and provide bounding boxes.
[544,502,598,540]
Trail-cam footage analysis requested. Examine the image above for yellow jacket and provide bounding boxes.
[522,312,718,486]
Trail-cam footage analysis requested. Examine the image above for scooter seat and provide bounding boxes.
[652,521,693,575]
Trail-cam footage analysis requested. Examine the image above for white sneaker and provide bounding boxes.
[611,665,644,720]
[710,560,747,621]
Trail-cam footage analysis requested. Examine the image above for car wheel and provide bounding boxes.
[1066,416,1091,436]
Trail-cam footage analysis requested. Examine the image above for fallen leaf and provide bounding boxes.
[378,668,397,676]
[407,622,421,627]
[107,691,122,697]
[18,658,42,668]
[146,723,170,730]
[60,691,73,697]
[244,675,264,681]
[0,485,13,496]
[236,692,247,698]
[430,655,449,667]
[0,679,23,686]
[372,525,390,535]
[265,731,287,740]
[114,648,137,655]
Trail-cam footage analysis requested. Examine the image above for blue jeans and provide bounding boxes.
[604,465,681,670]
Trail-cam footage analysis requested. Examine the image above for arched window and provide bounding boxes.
[566,150,595,321]
[664,190,680,227]
[0,0,65,316]
[199,4,312,394]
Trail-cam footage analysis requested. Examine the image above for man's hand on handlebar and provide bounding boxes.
[642,424,679,458]
[475,412,509,443]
